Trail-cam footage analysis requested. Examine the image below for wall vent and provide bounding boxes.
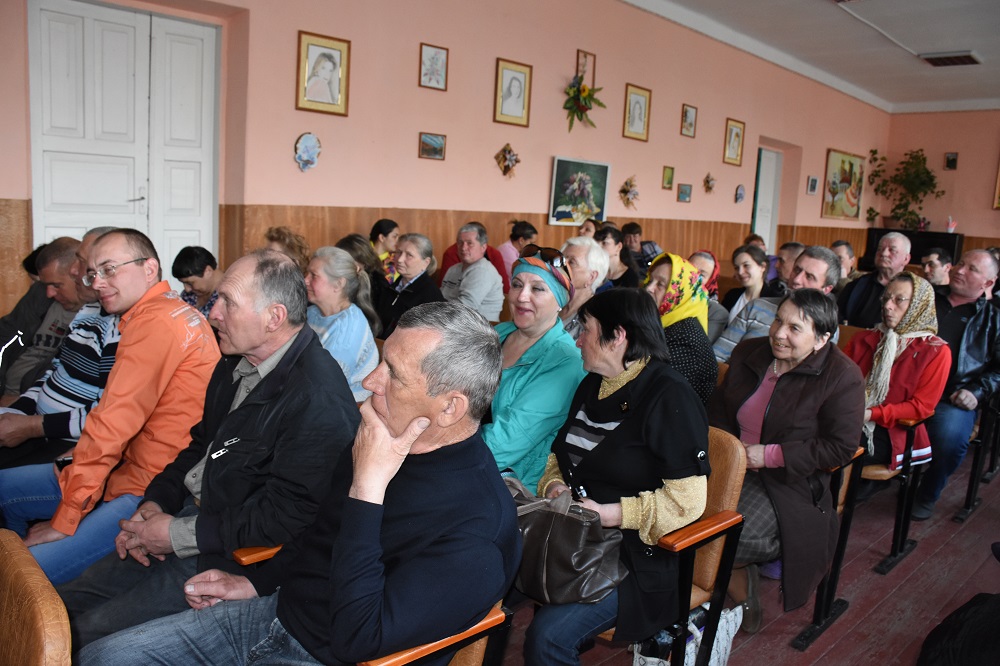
[919,51,981,67]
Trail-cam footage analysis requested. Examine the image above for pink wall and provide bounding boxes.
[0,0,29,200]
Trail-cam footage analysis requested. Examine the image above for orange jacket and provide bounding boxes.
[51,282,220,535]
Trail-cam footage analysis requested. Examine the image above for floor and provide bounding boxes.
[500,453,1000,665]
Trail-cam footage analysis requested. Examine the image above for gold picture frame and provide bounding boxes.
[296,31,350,116]
[994,152,1000,209]
[723,118,745,166]
[494,58,532,127]
[821,149,866,221]
[623,83,651,142]
[680,103,697,138]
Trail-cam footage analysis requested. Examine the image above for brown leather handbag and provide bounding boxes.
[506,478,628,605]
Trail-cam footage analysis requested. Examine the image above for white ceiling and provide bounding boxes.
[622,0,1000,113]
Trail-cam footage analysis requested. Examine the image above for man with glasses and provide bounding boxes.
[838,232,911,328]
[0,229,219,585]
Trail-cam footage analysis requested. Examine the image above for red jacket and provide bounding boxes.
[844,329,951,470]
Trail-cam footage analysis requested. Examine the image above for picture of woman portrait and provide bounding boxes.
[628,95,645,133]
[305,47,340,104]
[501,72,525,118]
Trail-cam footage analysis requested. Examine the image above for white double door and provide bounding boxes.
[28,0,218,284]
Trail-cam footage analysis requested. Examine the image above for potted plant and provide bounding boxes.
[865,148,945,229]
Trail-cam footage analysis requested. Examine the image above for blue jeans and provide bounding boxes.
[80,593,319,666]
[523,589,619,666]
[0,463,140,584]
[918,401,979,505]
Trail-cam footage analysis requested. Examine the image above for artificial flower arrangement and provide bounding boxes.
[703,173,716,193]
[494,143,520,177]
[563,74,605,131]
[619,176,639,209]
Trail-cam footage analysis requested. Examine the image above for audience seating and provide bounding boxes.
[955,393,1000,522]
[716,361,728,387]
[716,276,741,300]
[233,544,283,565]
[836,324,865,352]
[0,529,71,666]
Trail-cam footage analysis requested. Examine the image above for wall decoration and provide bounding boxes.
[549,156,611,225]
[806,176,819,195]
[735,184,746,203]
[563,74,605,131]
[822,149,865,221]
[680,104,697,138]
[662,166,675,190]
[677,184,692,203]
[703,173,716,193]
[723,118,745,166]
[419,43,448,91]
[293,133,321,172]
[494,58,532,127]
[296,31,350,116]
[619,176,638,209]
[576,49,596,89]
[495,143,520,177]
[994,154,1000,209]
[622,83,651,141]
[944,152,958,170]
[418,132,446,160]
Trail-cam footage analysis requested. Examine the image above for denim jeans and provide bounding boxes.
[918,401,978,505]
[0,463,141,584]
[523,588,619,666]
[79,593,319,666]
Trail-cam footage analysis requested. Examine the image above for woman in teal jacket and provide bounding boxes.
[484,246,586,491]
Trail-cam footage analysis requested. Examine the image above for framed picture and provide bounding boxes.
[944,152,958,170]
[296,31,350,116]
[821,149,866,220]
[723,118,745,166]
[806,176,819,195]
[677,184,692,203]
[419,43,448,91]
[576,49,596,88]
[681,103,697,138]
[494,58,532,127]
[418,132,446,160]
[549,156,611,226]
[994,154,1000,209]
[623,84,651,141]
[662,166,675,190]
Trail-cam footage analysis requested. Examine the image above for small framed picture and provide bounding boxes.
[662,166,675,190]
[677,184,692,203]
[576,49,596,88]
[418,132,446,160]
[419,43,448,91]
[494,58,532,127]
[723,118,745,166]
[623,83,651,141]
[680,103,697,138]
[296,31,350,116]
[944,152,958,170]
[806,176,819,195]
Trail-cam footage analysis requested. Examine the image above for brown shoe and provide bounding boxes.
[741,564,763,634]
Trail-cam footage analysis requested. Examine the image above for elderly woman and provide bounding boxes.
[484,246,586,491]
[644,253,717,405]
[264,226,310,273]
[305,247,380,402]
[559,236,610,339]
[336,233,396,328]
[689,249,728,342]
[524,289,710,665]
[721,244,781,322]
[382,233,445,337]
[709,289,864,632]
[845,272,950,496]
[594,227,640,290]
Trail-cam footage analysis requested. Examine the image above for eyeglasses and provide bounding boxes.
[880,295,911,306]
[82,258,148,287]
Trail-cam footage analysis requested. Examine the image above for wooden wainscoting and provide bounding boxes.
[0,198,34,314]
[776,225,867,252]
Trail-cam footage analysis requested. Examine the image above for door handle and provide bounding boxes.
[127,196,146,202]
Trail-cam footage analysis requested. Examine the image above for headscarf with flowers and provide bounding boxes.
[644,252,709,333]
[693,249,721,299]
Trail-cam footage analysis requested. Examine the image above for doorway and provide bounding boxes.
[751,148,783,252]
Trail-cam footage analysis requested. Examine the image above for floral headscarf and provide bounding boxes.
[643,252,709,332]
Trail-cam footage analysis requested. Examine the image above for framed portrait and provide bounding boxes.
[623,84,651,141]
[576,49,596,88]
[494,58,532,127]
[821,149,866,220]
[806,176,819,195]
[662,166,675,190]
[419,43,448,91]
[677,184,692,203]
[418,132,446,160]
[296,31,350,116]
[723,118,745,166]
[680,103,697,138]
[549,156,611,226]
[944,152,958,170]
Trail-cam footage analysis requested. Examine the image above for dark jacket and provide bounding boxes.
[720,281,781,313]
[935,288,1000,404]
[383,272,445,337]
[142,325,360,574]
[708,337,864,610]
[838,272,884,328]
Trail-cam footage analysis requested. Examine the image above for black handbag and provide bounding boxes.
[505,477,628,605]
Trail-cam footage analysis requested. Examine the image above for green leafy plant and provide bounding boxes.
[866,148,945,229]
[563,74,605,131]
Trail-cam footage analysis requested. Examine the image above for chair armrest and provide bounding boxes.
[826,446,865,473]
[897,415,930,428]
[358,604,508,666]
[233,545,282,566]
[656,510,742,553]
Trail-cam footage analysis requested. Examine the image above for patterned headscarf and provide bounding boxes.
[693,249,721,299]
[512,249,574,308]
[643,252,709,332]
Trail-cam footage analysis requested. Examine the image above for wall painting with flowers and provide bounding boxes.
[549,157,611,226]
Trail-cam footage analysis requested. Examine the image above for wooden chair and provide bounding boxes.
[716,361,729,387]
[0,529,71,666]
[836,324,865,352]
[955,393,1000,522]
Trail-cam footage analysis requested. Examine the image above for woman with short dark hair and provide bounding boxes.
[594,226,639,291]
[171,246,222,318]
[369,219,400,282]
[497,220,538,283]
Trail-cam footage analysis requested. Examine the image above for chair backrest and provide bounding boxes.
[0,529,71,666]
[692,428,747,593]
[837,324,865,351]
[716,361,729,387]
[717,275,742,299]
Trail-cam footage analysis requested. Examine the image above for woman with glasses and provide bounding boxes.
[483,246,586,491]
